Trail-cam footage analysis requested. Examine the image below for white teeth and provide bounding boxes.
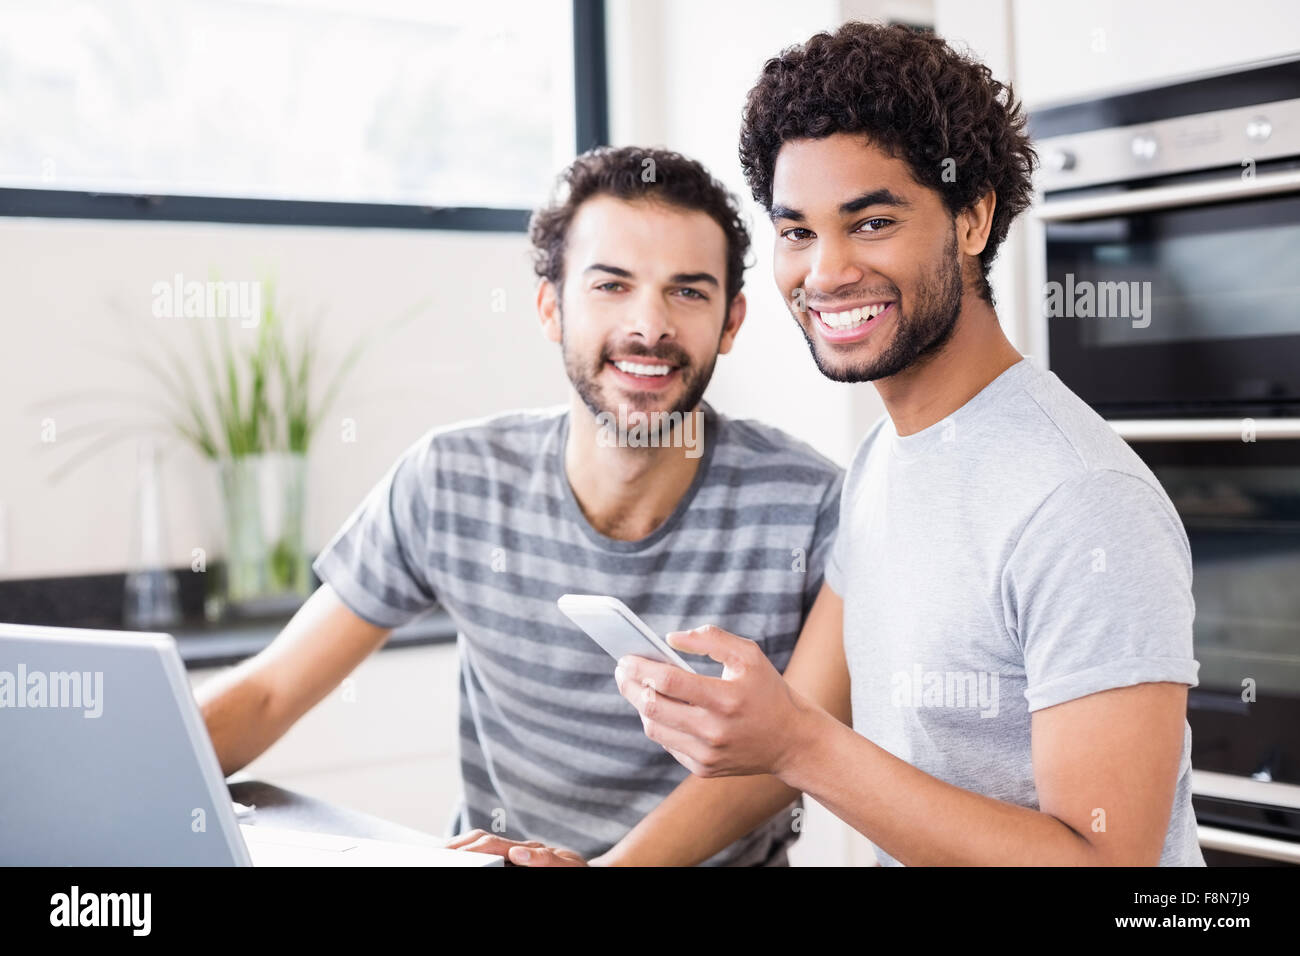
[613,360,672,376]
[818,303,888,329]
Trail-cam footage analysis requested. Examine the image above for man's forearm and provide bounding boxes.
[195,585,393,777]
[196,662,281,776]
[779,706,1101,866]
[597,773,801,866]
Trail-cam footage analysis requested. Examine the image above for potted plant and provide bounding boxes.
[37,277,425,620]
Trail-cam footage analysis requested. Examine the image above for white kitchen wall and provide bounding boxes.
[0,219,560,580]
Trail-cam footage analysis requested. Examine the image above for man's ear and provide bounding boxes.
[537,278,562,344]
[956,190,997,258]
[717,291,747,356]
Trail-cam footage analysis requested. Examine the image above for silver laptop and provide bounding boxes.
[0,622,500,866]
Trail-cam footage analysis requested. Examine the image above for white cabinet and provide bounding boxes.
[1012,0,1300,108]
[189,642,463,837]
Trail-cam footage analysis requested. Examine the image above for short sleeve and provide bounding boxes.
[311,433,439,629]
[822,484,847,598]
[803,475,843,615]
[1002,468,1199,712]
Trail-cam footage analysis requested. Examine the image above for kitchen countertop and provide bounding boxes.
[175,606,458,668]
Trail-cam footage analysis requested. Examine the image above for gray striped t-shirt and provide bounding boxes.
[312,401,843,865]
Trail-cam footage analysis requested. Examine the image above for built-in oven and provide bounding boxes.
[1030,57,1300,865]
[1032,55,1300,419]
[1122,430,1300,866]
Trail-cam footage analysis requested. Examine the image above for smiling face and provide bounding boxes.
[771,133,966,383]
[540,194,744,422]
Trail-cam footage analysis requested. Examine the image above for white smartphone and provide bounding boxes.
[556,594,697,673]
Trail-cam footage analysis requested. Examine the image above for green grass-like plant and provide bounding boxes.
[34,277,428,481]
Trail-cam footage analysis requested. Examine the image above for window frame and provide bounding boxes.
[0,0,608,232]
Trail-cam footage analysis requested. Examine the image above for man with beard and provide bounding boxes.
[197,145,843,866]
[482,22,1204,866]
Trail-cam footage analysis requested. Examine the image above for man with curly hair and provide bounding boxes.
[492,21,1204,867]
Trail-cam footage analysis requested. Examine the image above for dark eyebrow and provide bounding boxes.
[670,272,719,287]
[584,263,633,278]
[840,189,912,214]
[584,264,719,288]
[770,188,912,222]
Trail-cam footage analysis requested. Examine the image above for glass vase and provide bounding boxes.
[216,452,310,617]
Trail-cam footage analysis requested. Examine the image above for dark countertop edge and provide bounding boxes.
[179,608,458,669]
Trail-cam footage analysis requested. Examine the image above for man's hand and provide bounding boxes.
[443,830,591,866]
[614,625,820,779]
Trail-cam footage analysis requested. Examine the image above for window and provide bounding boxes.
[0,0,607,228]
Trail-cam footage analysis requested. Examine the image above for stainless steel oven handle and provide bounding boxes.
[1193,770,1300,809]
[1198,826,1300,864]
[1036,167,1300,221]
[1192,774,1300,862]
[1109,418,1300,442]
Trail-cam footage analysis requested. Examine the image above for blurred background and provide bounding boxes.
[2,0,1298,865]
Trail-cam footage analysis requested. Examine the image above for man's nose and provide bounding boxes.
[627,295,675,344]
[806,235,865,296]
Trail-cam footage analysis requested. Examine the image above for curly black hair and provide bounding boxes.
[739,21,1037,304]
[530,145,751,303]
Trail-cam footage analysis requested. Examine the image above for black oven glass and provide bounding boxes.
[1045,191,1300,415]
[1133,439,1300,786]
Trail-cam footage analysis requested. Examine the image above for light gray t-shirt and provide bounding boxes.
[824,358,1204,866]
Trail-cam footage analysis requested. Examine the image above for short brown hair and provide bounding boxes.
[739,21,1037,303]
[529,146,751,303]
